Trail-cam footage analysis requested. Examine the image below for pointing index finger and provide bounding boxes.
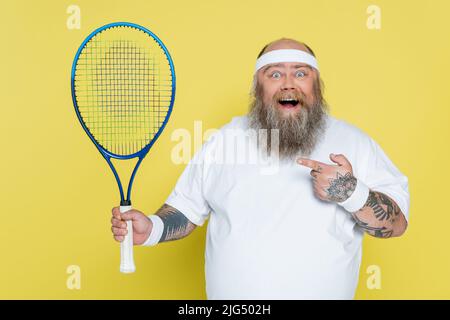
[297,158,327,172]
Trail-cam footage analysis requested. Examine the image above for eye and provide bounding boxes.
[295,70,306,78]
[271,71,281,79]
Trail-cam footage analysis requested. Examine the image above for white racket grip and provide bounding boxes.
[120,205,136,273]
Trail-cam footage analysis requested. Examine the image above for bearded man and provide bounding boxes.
[110,38,409,299]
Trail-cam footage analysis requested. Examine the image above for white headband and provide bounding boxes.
[255,49,319,73]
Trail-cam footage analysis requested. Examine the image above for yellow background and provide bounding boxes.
[0,0,448,299]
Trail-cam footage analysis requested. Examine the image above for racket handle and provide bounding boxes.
[120,205,136,273]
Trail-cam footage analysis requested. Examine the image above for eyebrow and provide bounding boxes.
[263,63,312,74]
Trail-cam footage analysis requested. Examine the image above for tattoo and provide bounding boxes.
[155,204,196,243]
[350,191,404,238]
[326,172,357,202]
[351,213,393,238]
[363,191,400,222]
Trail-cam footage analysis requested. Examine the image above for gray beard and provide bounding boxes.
[248,94,328,161]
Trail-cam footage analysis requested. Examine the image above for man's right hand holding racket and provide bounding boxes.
[111,204,197,245]
[111,207,153,245]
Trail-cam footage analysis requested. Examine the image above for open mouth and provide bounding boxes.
[278,98,299,108]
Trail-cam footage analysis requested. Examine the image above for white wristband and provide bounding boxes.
[337,179,370,213]
[142,215,164,247]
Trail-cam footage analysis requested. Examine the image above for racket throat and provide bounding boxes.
[120,199,131,206]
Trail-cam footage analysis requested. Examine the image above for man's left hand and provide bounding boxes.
[297,153,357,203]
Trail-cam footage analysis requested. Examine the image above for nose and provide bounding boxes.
[281,74,296,90]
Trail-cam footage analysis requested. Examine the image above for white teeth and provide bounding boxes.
[280,98,297,102]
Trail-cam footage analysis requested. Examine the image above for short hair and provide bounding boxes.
[256,39,316,58]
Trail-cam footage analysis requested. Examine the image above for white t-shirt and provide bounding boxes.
[165,115,410,300]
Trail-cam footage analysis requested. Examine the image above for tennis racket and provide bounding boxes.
[71,22,176,273]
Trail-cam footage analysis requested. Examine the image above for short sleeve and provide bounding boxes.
[362,137,410,223]
[165,134,218,226]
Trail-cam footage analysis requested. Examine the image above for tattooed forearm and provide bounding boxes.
[326,172,357,202]
[155,204,196,243]
[364,191,397,221]
[351,212,394,238]
[351,190,405,238]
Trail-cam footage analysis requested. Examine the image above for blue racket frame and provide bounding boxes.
[71,22,176,204]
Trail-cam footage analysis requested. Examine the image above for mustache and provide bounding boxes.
[272,90,306,106]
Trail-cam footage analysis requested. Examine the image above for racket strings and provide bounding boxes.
[74,27,173,156]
